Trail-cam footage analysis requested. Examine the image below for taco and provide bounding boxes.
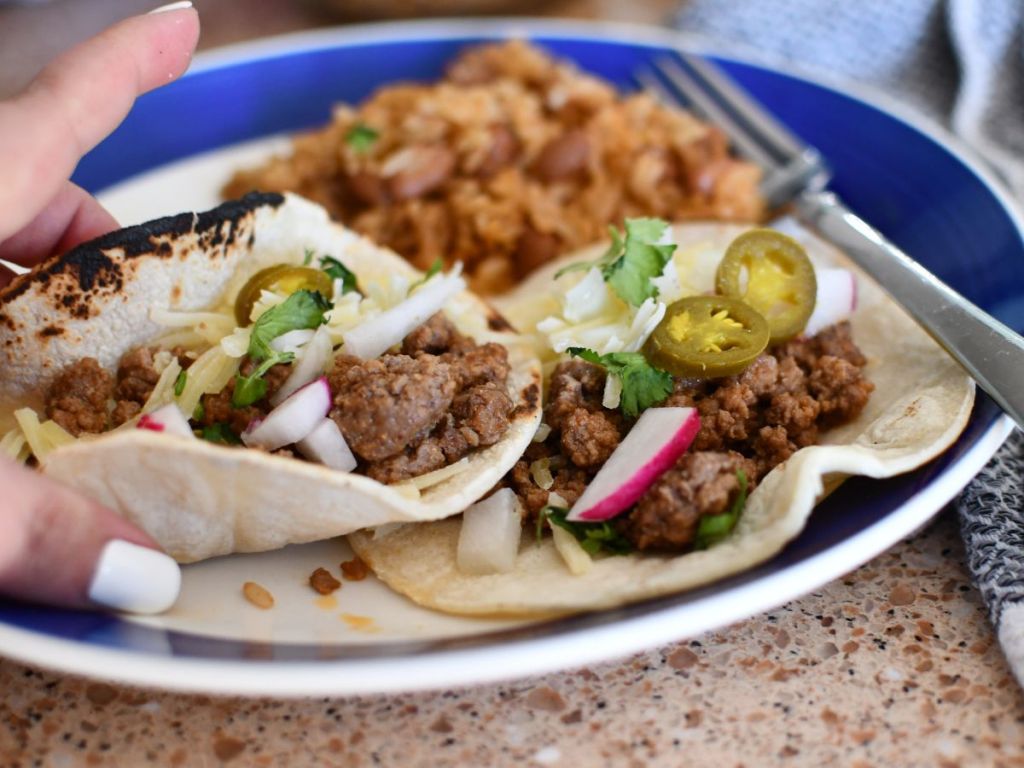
[0,192,541,563]
[348,219,975,616]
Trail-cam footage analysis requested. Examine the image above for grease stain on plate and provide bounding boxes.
[341,614,378,633]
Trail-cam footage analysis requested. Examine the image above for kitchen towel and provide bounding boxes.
[674,0,1024,682]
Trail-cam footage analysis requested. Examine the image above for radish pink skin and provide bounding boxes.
[570,409,701,523]
[241,376,331,450]
[137,415,164,432]
[136,404,195,438]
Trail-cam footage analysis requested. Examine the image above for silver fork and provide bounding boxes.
[636,54,1024,431]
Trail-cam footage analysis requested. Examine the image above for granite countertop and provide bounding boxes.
[2,511,1022,766]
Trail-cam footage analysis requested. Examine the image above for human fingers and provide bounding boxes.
[0,182,119,275]
[0,459,180,613]
[0,4,199,243]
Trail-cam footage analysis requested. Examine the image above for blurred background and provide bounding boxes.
[0,0,679,99]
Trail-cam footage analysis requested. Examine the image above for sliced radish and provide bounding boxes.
[270,328,315,354]
[296,418,356,472]
[242,377,331,451]
[804,268,857,337]
[342,270,466,359]
[567,407,700,522]
[136,404,195,439]
[271,325,334,406]
[456,489,523,575]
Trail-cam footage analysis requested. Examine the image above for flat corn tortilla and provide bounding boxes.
[0,193,541,563]
[348,222,975,616]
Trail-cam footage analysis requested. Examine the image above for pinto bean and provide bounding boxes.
[515,226,561,275]
[477,124,520,177]
[388,145,456,201]
[532,129,590,182]
[348,170,389,206]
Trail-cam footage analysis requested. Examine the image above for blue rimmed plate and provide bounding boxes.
[1,19,1020,696]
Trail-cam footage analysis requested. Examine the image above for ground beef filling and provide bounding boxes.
[42,313,513,484]
[510,322,873,552]
[330,313,514,484]
[45,346,201,435]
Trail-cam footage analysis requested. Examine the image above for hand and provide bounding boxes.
[0,3,200,613]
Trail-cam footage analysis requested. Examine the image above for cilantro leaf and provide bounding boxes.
[200,423,243,445]
[409,258,444,293]
[553,224,623,279]
[601,218,675,306]
[232,352,295,408]
[320,256,359,295]
[567,347,673,419]
[552,219,674,305]
[247,289,331,362]
[345,123,378,154]
[303,248,314,266]
[693,469,748,550]
[539,506,632,556]
[232,289,329,408]
[173,370,188,397]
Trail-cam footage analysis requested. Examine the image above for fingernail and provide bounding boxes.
[148,1,193,14]
[88,540,181,614]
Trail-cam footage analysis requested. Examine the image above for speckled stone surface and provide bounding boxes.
[2,509,1023,767]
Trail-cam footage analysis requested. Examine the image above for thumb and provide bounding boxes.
[0,459,180,613]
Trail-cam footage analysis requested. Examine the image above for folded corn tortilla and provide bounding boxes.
[348,222,975,616]
[0,192,542,563]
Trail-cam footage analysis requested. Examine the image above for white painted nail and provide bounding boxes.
[88,540,181,614]
[148,1,193,14]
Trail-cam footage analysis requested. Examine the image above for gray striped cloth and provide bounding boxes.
[674,0,1024,682]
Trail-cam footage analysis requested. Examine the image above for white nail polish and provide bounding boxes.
[88,540,181,614]
[148,1,193,14]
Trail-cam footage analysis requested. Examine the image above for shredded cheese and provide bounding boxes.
[176,346,241,416]
[13,408,76,463]
[142,359,183,414]
[39,420,75,450]
[0,427,28,462]
[405,456,471,491]
[151,307,235,344]
[550,522,593,575]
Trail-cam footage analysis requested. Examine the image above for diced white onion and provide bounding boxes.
[342,270,466,359]
[270,328,315,354]
[548,492,569,508]
[241,377,332,451]
[651,258,684,305]
[271,325,334,406]
[220,328,251,358]
[550,523,593,575]
[602,373,623,410]
[456,489,523,575]
[296,418,356,471]
[622,298,666,353]
[532,422,552,443]
[529,457,555,490]
[563,268,616,323]
[137,403,195,439]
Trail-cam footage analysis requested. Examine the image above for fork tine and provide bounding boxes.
[648,56,779,170]
[679,52,810,163]
[632,69,681,111]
